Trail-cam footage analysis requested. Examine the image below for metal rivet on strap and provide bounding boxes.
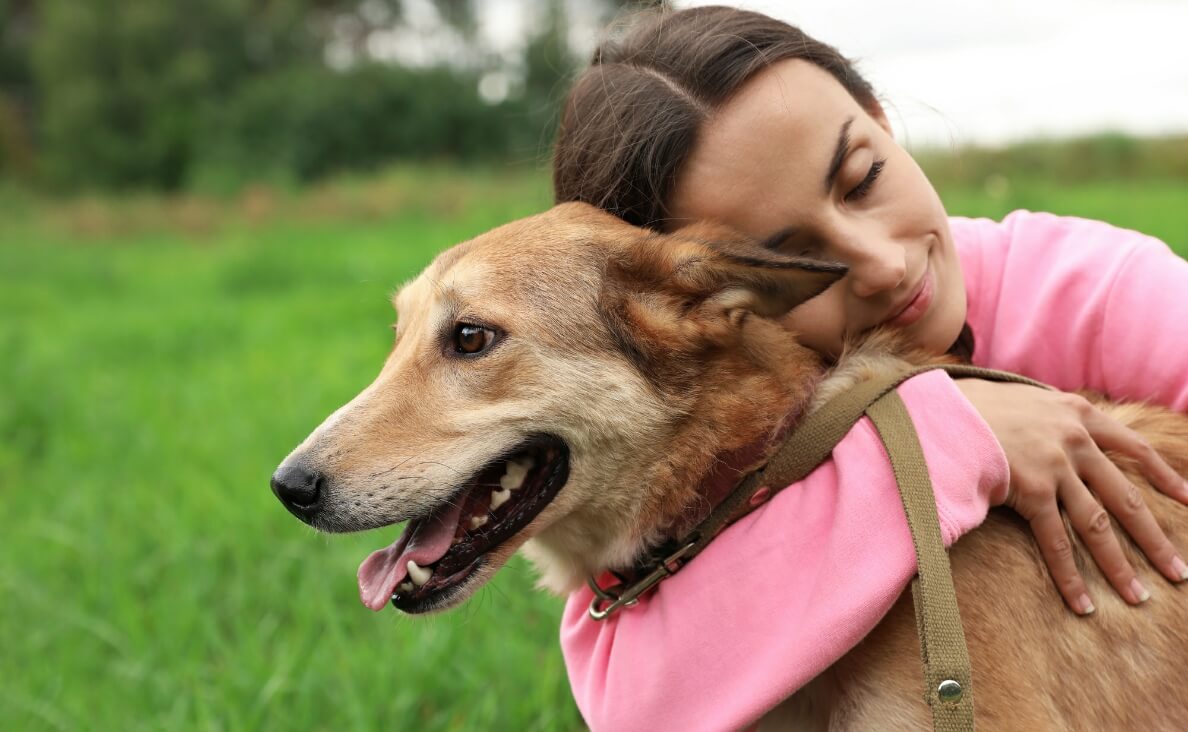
[937,679,963,702]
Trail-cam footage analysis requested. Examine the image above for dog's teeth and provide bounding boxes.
[407,560,432,587]
[501,457,533,490]
[398,581,414,593]
[490,487,511,510]
[515,456,535,472]
[469,515,489,529]
[500,471,524,491]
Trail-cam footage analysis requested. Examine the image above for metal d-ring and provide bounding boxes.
[587,541,698,620]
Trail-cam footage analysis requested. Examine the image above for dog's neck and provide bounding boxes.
[524,329,828,593]
[669,386,816,538]
[623,336,834,567]
[638,331,932,567]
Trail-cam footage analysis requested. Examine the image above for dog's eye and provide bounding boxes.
[453,323,497,356]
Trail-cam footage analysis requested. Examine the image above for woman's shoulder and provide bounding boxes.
[951,209,1188,408]
[950,209,1167,291]
[949,209,1163,258]
[952,210,1175,349]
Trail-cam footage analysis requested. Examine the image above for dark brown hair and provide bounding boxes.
[552,5,878,230]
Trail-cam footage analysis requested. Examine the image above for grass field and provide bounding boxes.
[3,164,1187,731]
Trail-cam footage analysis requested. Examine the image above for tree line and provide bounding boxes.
[0,0,651,192]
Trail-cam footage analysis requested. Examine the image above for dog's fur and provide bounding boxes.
[277,203,1188,730]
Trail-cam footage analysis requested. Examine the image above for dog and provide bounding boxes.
[271,202,1188,730]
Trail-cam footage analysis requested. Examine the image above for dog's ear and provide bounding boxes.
[680,222,847,320]
[599,223,846,369]
[605,221,846,316]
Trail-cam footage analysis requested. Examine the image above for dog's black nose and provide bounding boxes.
[270,463,325,521]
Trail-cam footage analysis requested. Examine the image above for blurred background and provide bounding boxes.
[2,1,1186,730]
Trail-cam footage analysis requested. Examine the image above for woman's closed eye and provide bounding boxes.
[759,229,820,259]
[844,158,886,202]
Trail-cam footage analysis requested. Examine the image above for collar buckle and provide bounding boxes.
[587,540,698,620]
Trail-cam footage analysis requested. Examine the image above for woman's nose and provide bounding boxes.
[845,239,907,298]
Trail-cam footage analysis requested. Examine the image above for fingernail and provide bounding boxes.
[1130,578,1151,604]
[1172,556,1188,582]
[1075,593,1095,615]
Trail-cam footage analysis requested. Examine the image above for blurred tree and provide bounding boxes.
[0,0,36,179]
[31,0,337,189]
[191,62,542,188]
[16,0,666,191]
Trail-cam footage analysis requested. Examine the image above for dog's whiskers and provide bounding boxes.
[368,456,414,479]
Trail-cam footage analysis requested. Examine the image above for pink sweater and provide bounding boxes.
[560,211,1188,732]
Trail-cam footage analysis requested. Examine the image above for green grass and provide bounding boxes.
[936,178,1188,251]
[2,164,1186,731]
[1,166,581,732]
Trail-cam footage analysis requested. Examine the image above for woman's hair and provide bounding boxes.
[552,5,878,229]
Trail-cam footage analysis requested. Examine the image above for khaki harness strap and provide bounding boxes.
[868,391,976,732]
[587,364,1050,732]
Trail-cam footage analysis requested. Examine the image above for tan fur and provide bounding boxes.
[281,202,1188,730]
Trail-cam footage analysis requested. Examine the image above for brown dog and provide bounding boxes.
[271,202,1188,730]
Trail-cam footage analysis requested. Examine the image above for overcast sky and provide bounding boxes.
[677,0,1188,149]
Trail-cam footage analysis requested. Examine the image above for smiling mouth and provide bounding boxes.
[885,266,933,328]
[356,434,570,614]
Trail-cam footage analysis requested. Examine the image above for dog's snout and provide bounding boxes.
[270,462,325,522]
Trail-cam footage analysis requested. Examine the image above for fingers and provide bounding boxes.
[1084,405,1188,505]
[985,388,1188,613]
[1027,502,1096,615]
[1081,448,1188,584]
[1059,476,1151,605]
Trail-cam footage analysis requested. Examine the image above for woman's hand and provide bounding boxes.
[955,379,1188,614]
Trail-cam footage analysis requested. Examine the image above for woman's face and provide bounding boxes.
[667,59,966,360]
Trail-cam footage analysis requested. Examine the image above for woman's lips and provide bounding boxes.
[886,267,933,328]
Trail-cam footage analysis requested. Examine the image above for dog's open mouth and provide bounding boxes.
[356,434,569,613]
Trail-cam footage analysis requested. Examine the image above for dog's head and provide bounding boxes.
[271,202,845,613]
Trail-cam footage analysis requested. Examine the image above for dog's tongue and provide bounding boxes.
[357,499,465,611]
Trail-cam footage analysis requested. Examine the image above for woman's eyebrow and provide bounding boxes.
[824,116,856,192]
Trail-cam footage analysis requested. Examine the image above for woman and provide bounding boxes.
[551,6,1188,730]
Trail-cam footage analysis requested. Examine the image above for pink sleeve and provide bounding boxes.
[956,210,1188,410]
[561,370,1008,732]
[1103,240,1188,410]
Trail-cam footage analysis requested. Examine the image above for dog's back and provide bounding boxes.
[767,399,1188,731]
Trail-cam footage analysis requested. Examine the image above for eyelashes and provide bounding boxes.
[845,159,886,202]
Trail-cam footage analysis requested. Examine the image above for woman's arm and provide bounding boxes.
[562,370,1007,732]
[953,211,1188,607]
